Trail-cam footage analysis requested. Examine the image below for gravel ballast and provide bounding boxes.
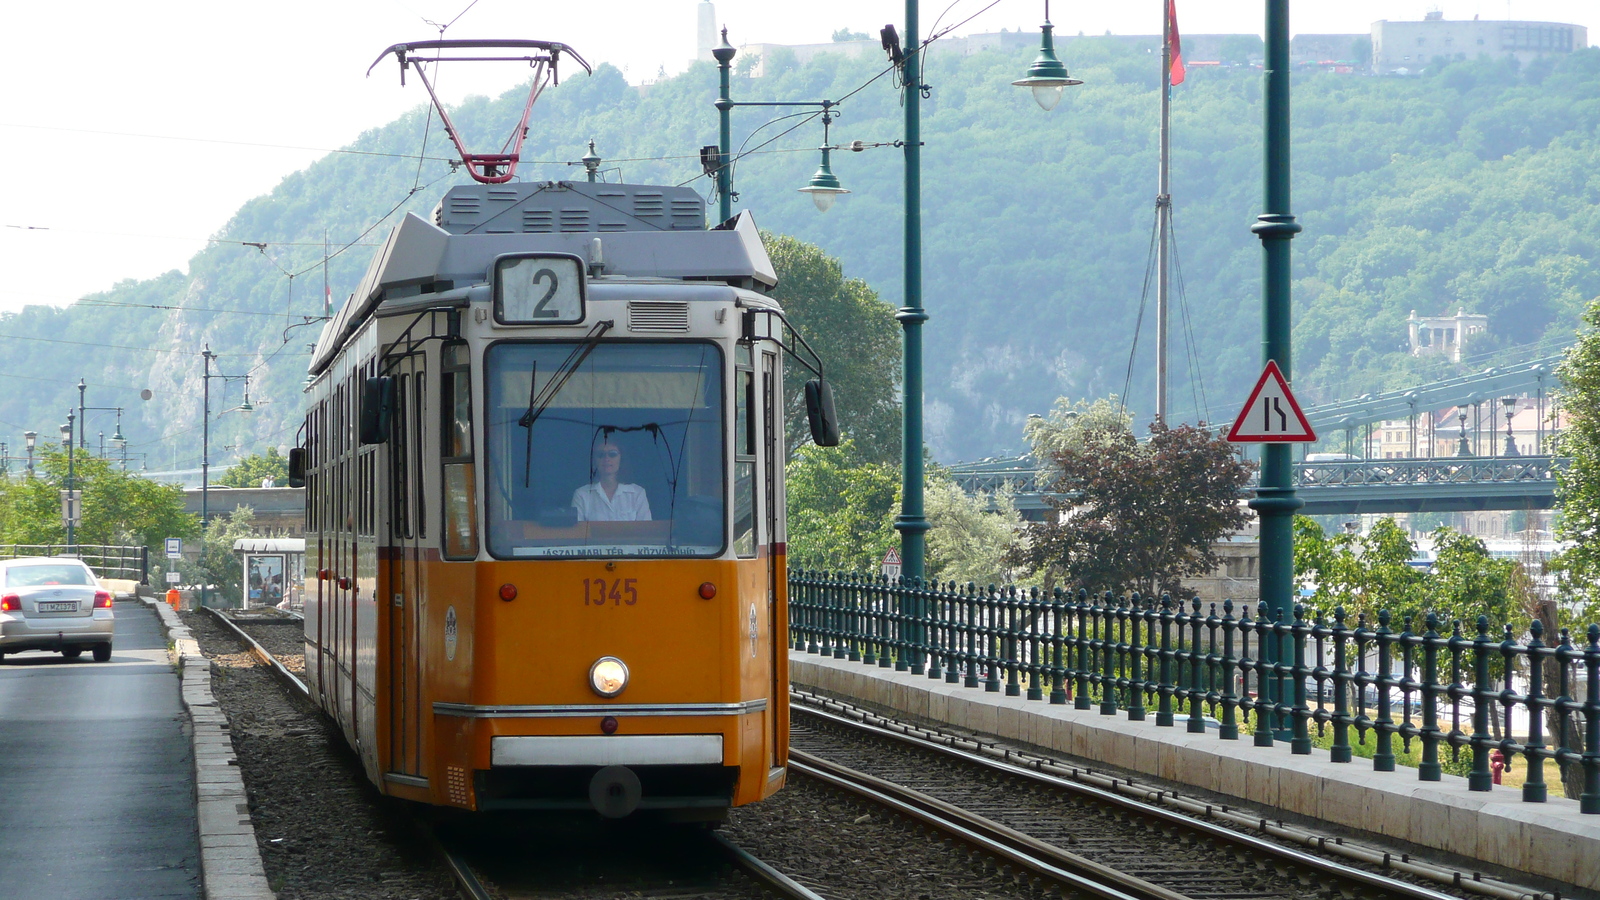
[184,610,1045,900]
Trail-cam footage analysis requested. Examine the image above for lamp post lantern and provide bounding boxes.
[1457,410,1472,457]
[1011,2,1082,111]
[797,111,849,212]
[1503,397,1519,457]
[24,431,36,478]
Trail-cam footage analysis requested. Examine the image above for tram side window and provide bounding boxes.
[392,373,411,539]
[414,369,427,539]
[441,343,478,559]
[734,346,756,558]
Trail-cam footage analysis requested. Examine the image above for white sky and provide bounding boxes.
[2,0,1595,315]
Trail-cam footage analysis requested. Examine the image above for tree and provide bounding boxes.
[785,439,899,573]
[1551,297,1600,620]
[1021,396,1133,466]
[1294,516,1425,621]
[832,28,870,42]
[189,506,259,603]
[765,233,900,464]
[925,476,1026,587]
[1427,527,1518,627]
[0,450,196,554]
[217,446,289,488]
[1011,415,1253,597]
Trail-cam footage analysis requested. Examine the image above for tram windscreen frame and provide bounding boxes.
[483,340,726,559]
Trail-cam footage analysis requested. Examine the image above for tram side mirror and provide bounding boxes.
[359,376,394,445]
[804,379,841,447]
[286,448,307,488]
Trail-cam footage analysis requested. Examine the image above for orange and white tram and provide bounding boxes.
[292,179,836,820]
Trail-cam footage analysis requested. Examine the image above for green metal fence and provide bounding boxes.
[789,570,1600,812]
[0,544,149,583]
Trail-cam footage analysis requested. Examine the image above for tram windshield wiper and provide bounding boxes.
[520,319,613,486]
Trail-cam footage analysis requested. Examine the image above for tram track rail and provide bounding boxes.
[204,608,827,900]
[791,689,1560,900]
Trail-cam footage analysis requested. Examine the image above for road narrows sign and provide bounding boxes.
[1226,360,1316,443]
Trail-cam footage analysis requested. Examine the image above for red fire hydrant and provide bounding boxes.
[166,588,182,612]
[1490,749,1506,785]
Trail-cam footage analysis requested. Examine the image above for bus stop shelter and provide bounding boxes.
[232,538,305,609]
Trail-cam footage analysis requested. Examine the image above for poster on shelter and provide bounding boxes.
[247,554,285,608]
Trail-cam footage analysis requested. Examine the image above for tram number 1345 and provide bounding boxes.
[584,578,640,606]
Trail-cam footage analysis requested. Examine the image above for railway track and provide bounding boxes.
[203,608,828,900]
[789,689,1558,900]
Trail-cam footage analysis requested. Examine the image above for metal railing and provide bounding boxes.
[0,544,149,583]
[1291,456,1566,487]
[790,570,1600,812]
[948,456,1567,496]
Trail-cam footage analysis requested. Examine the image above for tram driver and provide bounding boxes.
[571,441,652,522]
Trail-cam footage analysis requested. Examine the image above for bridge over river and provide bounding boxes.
[950,454,1565,516]
[952,354,1570,516]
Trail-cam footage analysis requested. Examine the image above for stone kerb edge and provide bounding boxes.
[141,597,277,900]
[790,649,1598,893]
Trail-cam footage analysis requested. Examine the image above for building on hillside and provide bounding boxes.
[1408,308,1488,362]
[1372,12,1587,74]
[696,0,718,63]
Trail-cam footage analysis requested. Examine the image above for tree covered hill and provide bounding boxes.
[1,38,1596,468]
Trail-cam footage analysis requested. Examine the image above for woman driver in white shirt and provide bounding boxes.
[571,441,652,522]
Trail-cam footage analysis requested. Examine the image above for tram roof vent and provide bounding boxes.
[432,181,705,234]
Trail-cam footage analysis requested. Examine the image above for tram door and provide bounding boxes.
[386,357,427,778]
[761,351,782,767]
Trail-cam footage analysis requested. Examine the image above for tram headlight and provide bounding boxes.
[589,656,629,698]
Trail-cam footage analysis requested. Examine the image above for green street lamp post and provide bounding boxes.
[199,346,254,609]
[24,431,36,478]
[1250,0,1304,748]
[896,0,931,672]
[712,29,844,222]
[61,413,76,551]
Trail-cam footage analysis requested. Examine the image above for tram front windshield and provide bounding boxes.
[484,341,725,558]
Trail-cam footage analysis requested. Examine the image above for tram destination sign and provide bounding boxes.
[1227,360,1316,443]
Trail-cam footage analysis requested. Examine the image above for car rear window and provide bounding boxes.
[5,565,94,587]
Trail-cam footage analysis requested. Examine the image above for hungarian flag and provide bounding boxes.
[1167,0,1186,85]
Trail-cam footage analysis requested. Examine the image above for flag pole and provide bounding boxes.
[1156,0,1172,424]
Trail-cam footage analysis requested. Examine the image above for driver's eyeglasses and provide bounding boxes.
[594,449,620,459]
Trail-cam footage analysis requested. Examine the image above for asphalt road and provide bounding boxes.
[0,600,201,899]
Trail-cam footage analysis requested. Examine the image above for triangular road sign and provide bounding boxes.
[1227,360,1316,443]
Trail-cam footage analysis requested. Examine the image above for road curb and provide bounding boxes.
[142,597,277,900]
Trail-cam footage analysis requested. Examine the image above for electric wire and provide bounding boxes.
[0,332,197,356]
[1120,211,1163,418]
[78,299,323,320]
[1166,212,1210,424]
[681,0,1004,191]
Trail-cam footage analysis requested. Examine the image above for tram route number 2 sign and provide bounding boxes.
[1226,360,1316,444]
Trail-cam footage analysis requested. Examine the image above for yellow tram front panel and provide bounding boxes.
[416,556,782,810]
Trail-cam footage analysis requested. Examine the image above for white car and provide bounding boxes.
[0,557,115,662]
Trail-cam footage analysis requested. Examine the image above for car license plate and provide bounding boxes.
[38,601,77,612]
